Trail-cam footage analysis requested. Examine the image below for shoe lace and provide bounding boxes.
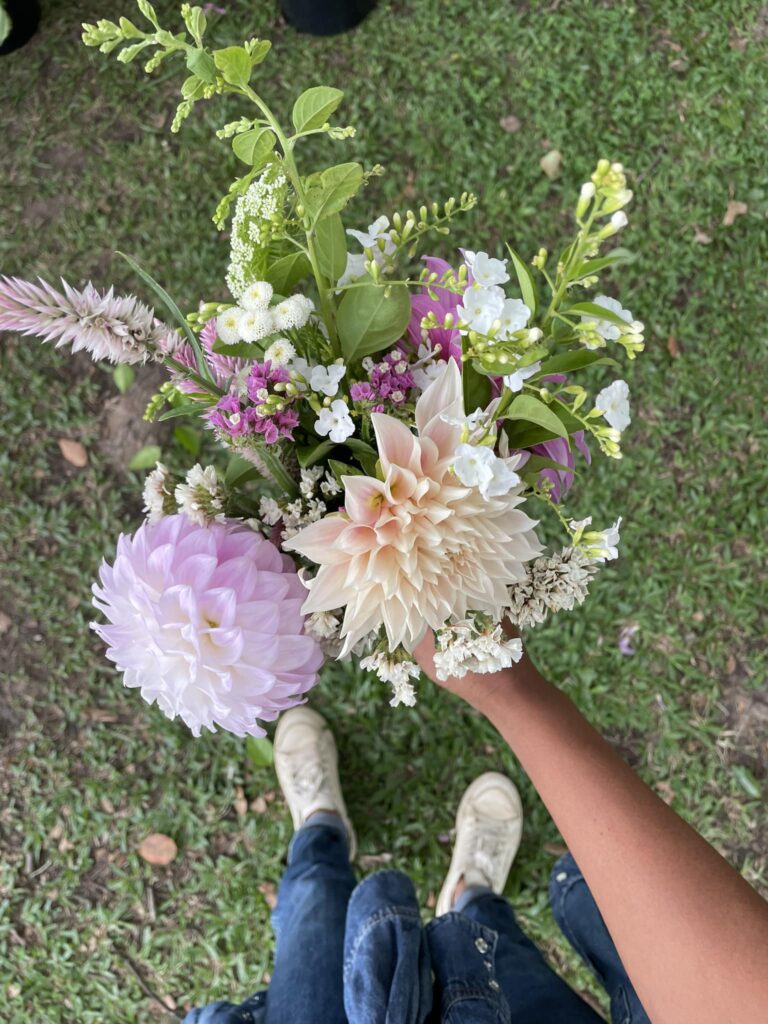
[467,820,505,883]
[285,753,328,803]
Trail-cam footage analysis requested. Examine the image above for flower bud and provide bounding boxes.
[576,181,596,218]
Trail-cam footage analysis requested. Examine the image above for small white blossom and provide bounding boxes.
[305,611,341,641]
[174,464,224,526]
[299,465,324,499]
[272,294,313,331]
[360,651,420,707]
[456,285,505,335]
[464,250,510,287]
[587,517,622,562]
[240,281,273,312]
[589,295,633,341]
[610,210,628,231]
[496,298,531,340]
[503,360,541,392]
[320,472,342,497]
[595,379,631,431]
[337,252,367,288]
[264,337,296,366]
[238,308,274,342]
[452,444,521,500]
[347,215,396,254]
[142,462,173,524]
[433,616,523,681]
[309,362,346,396]
[315,400,355,443]
[217,308,244,345]
[259,496,282,525]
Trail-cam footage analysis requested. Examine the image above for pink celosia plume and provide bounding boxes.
[285,361,542,654]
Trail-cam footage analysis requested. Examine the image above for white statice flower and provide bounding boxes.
[299,466,324,499]
[264,337,296,366]
[310,362,346,397]
[589,295,633,341]
[217,307,244,345]
[587,517,622,562]
[464,250,510,287]
[315,400,355,443]
[240,281,273,312]
[280,495,327,543]
[319,472,342,498]
[506,546,599,628]
[497,298,531,340]
[595,379,631,431]
[272,294,313,331]
[238,308,274,343]
[142,463,175,524]
[433,616,523,681]
[174,464,224,526]
[259,496,282,526]
[360,651,420,707]
[452,444,521,500]
[456,285,505,335]
[305,610,341,641]
[503,360,541,393]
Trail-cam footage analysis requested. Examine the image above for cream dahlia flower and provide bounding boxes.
[284,360,542,654]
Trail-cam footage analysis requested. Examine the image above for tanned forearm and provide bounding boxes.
[413,632,768,1024]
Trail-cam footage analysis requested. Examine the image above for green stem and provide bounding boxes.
[541,204,600,330]
[240,84,341,358]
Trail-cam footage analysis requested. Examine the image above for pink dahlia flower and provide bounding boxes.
[92,515,323,737]
[285,361,542,655]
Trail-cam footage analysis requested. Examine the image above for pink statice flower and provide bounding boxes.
[350,349,415,408]
[92,514,323,737]
[209,394,252,437]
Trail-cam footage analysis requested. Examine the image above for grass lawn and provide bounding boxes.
[2,0,767,1019]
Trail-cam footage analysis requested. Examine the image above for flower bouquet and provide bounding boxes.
[1,2,643,736]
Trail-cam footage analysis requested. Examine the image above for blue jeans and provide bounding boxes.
[183,819,649,1023]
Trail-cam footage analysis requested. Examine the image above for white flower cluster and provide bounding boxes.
[456,251,531,339]
[259,466,341,542]
[217,278,314,347]
[338,216,395,288]
[290,357,346,397]
[595,379,631,432]
[359,651,420,707]
[226,168,288,299]
[433,616,524,681]
[142,463,225,527]
[506,546,599,628]
[174,464,225,526]
[569,516,622,563]
[452,443,522,500]
[578,295,644,357]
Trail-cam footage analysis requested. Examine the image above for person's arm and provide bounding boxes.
[413,633,768,1024]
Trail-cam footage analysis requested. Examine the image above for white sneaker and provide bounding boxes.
[435,772,523,916]
[274,706,357,860]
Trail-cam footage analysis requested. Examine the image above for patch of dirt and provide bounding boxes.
[99,365,170,474]
[720,680,768,777]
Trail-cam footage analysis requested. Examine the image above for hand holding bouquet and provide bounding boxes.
[1,2,643,735]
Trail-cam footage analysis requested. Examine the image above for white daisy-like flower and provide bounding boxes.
[174,464,224,526]
[238,308,274,343]
[272,294,313,331]
[240,281,273,312]
[595,379,631,431]
[264,337,296,366]
[216,307,244,345]
[142,463,174,524]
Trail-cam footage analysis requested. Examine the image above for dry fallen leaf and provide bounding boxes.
[258,881,277,909]
[137,833,178,866]
[655,781,675,805]
[0,611,11,634]
[726,654,737,675]
[425,891,436,909]
[250,796,268,814]
[233,785,248,818]
[499,113,521,133]
[722,199,748,226]
[540,148,562,179]
[58,438,88,467]
[666,334,680,358]
[357,852,394,870]
[693,227,713,245]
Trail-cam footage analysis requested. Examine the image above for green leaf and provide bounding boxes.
[519,453,576,477]
[185,47,216,83]
[506,244,538,317]
[328,458,362,485]
[212,46,253,87]
[128,444,162,471]
[507,394,568,439]
[173,424,201,456]
[158,402,210,421]
[0,7,11,47]
[344,437,379,475]
[259,448,299,498]
[536,350,619,376]
[225,454,262,487]
[245,736,274,768]
[304,162,363,223]
[463,361,492,412]
[112,364,135,394]
[232,127,276,167]
[248,39,272,65]
[264,252,311,294]
[292,86,344,133]
[577,248,636,277]
[565,302,631,328]
[337,282,411,362]
[181,75,207,100]
[313,214,347,284]
[297,440,336,468]
[116,251,215,385]
[732,765,762,800]
[211,338,268,358]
